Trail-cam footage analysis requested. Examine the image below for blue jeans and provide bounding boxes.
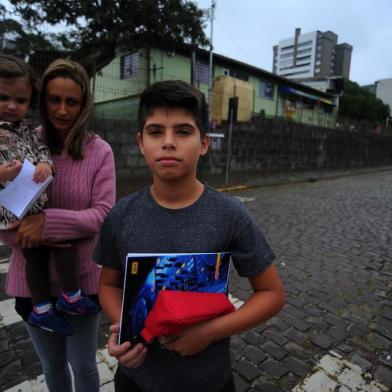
[26,313,101,392]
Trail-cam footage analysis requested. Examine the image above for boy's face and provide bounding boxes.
[137,107,210,182]
[0,77,31,123]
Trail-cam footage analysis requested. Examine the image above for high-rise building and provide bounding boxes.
[363,79,392,111]
[273,28,352,80]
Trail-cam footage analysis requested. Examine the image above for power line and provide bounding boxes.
[215,18,253,64]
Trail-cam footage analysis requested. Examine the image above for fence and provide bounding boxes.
[89,116,392,182]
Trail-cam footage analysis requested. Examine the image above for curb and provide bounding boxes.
[215,166,392,193]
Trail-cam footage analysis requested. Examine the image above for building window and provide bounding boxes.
[120,52,139,79]
[194,62,210,85]
[281,45,294,52]
[296,55,311,61]
[296,48,312,55]
[229,69,249,81]
[259,80,274,99]
[297,40,313,48]
[281,52,294,59]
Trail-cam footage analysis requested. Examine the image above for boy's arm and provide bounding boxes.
[99,266,123,323]
[99,266,148,368]
[165,264,285,356]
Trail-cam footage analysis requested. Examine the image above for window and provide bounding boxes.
[120,52,139,79]
[194,62,210,85]
[281,45,294,52]
[281,52,294,59]
[259,80,274,99]
[296,55,311,61]
[280,59,293,67]
[280,65,295,71]
[296,48,312,55]
[229,69,249,81]
[297,40,312,48]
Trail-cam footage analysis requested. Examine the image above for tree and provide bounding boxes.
[3,0,209,75]
[339,79,390,124]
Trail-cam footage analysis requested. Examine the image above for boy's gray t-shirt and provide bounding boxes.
[94,185,275,392]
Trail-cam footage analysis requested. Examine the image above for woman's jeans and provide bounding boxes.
[26,313,101,392]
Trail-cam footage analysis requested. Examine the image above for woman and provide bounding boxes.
[6,59,116,392]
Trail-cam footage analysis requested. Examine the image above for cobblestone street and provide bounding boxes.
[1,168,392,391]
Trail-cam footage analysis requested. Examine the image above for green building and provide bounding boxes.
[92,46,338,128]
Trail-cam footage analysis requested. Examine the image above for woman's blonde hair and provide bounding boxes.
[40,59,92,159]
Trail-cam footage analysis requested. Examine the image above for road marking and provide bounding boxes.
[234,196,255,202]
[3,348,116,392]
[229,293,244,309]
[0,260,9,273]
[293,352,388,392]
[1,293,244,391]
[0,298,22,326]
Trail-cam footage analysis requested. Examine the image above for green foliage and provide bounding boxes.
[2,0,209,74]
[339,79,390,124]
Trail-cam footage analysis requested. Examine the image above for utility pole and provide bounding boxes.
[0,5,5,51]
[208,0,216,113]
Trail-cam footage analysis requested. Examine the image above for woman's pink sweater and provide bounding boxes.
[6,136,116,297]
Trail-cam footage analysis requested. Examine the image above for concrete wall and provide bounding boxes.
[91,117,392,181]
[204,118,392,174]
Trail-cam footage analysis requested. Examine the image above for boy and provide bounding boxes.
[94,80,285,392]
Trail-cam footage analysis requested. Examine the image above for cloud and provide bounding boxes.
[196,0,392,85]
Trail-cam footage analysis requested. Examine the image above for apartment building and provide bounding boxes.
[363,79,392,111]
[273,28,352,80]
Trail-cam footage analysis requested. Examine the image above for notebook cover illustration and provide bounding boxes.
[119,252,230,344]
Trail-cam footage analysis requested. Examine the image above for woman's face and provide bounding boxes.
[46,77,83,136]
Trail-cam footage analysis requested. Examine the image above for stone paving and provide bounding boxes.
[1,166,392,391]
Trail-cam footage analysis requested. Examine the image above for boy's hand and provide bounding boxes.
[107,323,147,368]
[164,321,213,356]
[33,162,52,183]
[0,160,23,182]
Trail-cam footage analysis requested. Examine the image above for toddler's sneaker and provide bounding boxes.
[28,310,75,336]
[56,294,100,316]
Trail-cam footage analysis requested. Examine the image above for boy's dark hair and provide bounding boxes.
[0,54,39,109]
[138,80,209,136]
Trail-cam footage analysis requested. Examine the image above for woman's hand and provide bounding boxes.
[15,213,45,248]
[107,323,147,368]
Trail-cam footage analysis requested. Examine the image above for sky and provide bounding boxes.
[194,0,392,86]
[1,0,391,86]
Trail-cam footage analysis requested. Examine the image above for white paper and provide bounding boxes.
[0,159,53,218]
